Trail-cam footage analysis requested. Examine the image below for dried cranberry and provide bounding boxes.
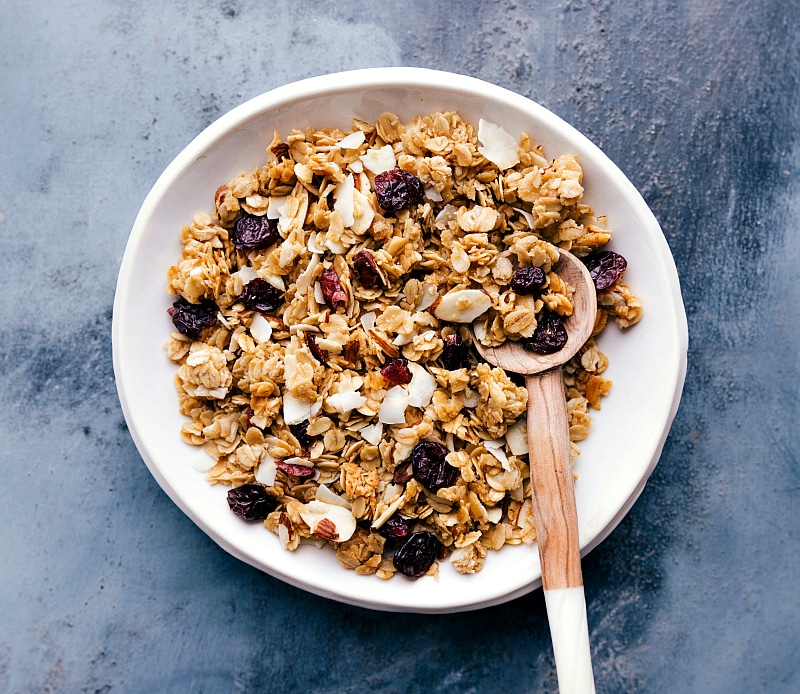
[276,460,315,478]
[381,357,413,385]
[583,250,628,290]
[353,250,380,288]
[392,461,413,484]
[411,441,458,491]
[289,420,313,448]
[305,332,327,364]
[392,531,442,578]
[167,297,217,340]
[440,333,471,370]
[374,169,425,211]
[379,514,414,551]
[231,214,280,251]
[238,278,282,313]
[320,268,347,310]
[510,266,546,294]
[227,484,276,520]
[525,311,568,354]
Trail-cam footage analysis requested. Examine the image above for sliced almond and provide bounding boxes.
[299,500,356,542]
[433,289,492,323]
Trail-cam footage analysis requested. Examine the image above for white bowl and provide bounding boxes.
[113,68,687,613]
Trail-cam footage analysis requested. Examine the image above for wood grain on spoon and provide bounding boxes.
[472,248,597,692]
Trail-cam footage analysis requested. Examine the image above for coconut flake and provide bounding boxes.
[294,252,321,295]
[392,331,417,346]
[336,130,366,150]
[333,173,356,227]
[255,452,278,486]
[267,195,288,219]
[477,119,520,170]
[434,204,458,228]
[462,388,480,408]
[484,439,511,471]
[406,362,436,408]
[283,392,313,425]
[326,390,367,414]
[360,144,396,175]
[425,186,443,202]
[307,233,326,254]
[513,206,536,230]
[315,484,352,510]
[379,385,409,425]
[433,289,493,323]
[349,159,364,174]
[351,187,375,235]
[249,314,273,343]
[360,311,377,332]
[313,281,326,305]
[232,266,258,284]
[486,507,503,524]
[505,418,529,456]
[360,422,383,445]
[191,452,216,473]
[299,500,357,542]
[282,455,314,468]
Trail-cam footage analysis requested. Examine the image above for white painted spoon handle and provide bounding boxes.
[526,369,595,693]
[544,586,595,694]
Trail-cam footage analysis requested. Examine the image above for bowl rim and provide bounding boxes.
[113,67,688,612]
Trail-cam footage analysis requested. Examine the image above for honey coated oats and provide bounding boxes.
[165,111,642,579]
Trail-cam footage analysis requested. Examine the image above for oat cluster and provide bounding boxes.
[165,111,642,578]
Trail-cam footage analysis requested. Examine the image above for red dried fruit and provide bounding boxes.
[378,514,413,551]
[411,441,458,491]
[167,297,218,340]
[392,531,442,578]
[380,357,413,385]
[439,333,471,371]
[380,514,413,540]
[510,266,546,294]
[304,332,327,364]
[231,214,280,250]
[289,420,313,448]
[583,250,628,290]
[238,278,282,312]
[276,460,315,478]
[524,311,568,354]
[227,484,276,520]
[353,250,380,288]
[320,268,347,310]
[374,169,425,211]
[392,460,413,485]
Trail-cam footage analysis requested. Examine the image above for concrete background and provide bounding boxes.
[1,0,798,692]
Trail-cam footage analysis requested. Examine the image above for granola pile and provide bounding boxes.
[165,111,642,579]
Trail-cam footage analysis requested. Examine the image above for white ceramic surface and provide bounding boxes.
[112,67,688,613]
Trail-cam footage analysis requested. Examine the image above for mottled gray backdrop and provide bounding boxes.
[1,1,798,692]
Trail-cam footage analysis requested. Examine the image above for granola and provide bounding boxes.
[165,111,642,579]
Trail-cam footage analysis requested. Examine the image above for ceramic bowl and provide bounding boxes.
[113,67,687,613]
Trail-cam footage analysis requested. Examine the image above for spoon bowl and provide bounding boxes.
[472,249,597,693]
[472,250,597,374]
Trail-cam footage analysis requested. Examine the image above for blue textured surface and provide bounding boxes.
[1,1,798,692]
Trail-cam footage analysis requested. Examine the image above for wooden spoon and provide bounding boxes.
[472,249,597,694]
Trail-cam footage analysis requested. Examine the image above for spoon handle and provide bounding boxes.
[526,368,595,694]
